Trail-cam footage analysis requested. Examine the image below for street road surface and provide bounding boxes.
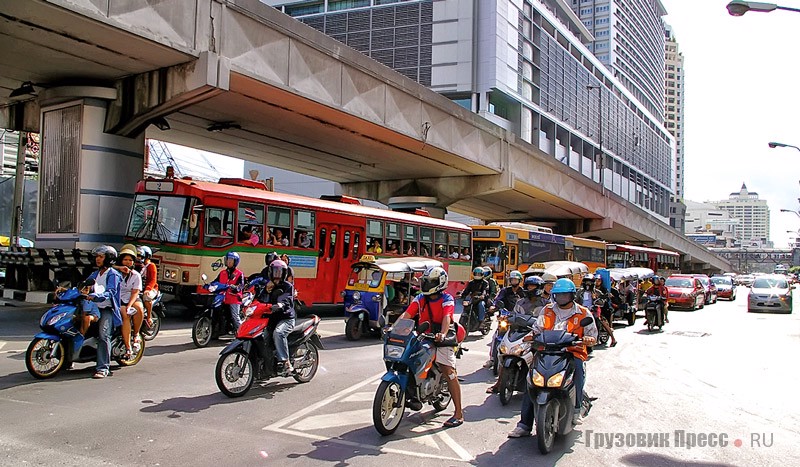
[1,288,798,466]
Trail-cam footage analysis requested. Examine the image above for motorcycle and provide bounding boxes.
[215,296,324,398]
[497,312,536,406]
[459,292,491,336]
[139,291,166,342]
[528,317,594,454]
[191,274,247,348]
[489,307,510,376]
[645,295,665,331]
[373,318,453,435]
[25,285,144,379]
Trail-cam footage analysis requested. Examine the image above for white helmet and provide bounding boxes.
[420,266,448,295]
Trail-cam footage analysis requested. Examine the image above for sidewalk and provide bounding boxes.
[0,287,54,305]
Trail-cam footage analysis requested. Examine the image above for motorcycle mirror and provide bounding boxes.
[201,273,208,281]
[418,321,431,334]
[579,316,594,327]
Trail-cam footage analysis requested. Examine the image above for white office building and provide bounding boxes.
[715,184,770,246]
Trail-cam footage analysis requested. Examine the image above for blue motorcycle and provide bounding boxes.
[191,274,248,348]
[25,286,144,379]
[372,318,452,435]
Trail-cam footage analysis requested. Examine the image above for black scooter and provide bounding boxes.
[459,292,491,335]
[528,316,594,454]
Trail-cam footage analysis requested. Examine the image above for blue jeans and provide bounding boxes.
[273,318,295,362]
[476,301,486,322]
[517,356,586,431]
[96,308,114,372]
[229,304,242,331]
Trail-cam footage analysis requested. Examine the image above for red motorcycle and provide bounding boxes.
[215,293,324,398]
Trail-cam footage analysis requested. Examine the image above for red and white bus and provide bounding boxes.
[125,177,472,306]
[606,244,681,276]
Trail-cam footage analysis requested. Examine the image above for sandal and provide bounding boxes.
[486,386,498,394]
[92,370,108,379]
[443,416,464,428]
[610,341,618,348]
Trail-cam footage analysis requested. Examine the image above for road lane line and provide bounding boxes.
[436,430,473,462]
[288,409,372,431]
[0,342,5,351]
[264,372,384,430]
[267,427,465,462]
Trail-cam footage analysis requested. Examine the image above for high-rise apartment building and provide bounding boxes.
[266,0,676,220]
[570,0,666,123]
[664,24,685,231]
[716,184,770,245]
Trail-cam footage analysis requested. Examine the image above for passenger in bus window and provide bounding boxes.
[208,217,222,235]
[436,245,447,258]
[420,244,430,257]
[207,217,233,247]
[386,241,399,255]
[296,230,312,248]
[368,239,383,254]
[405,243,416,256]
[238,225,259,246]
[272,228,289,246]
[449,247,460,259]
[460,248,471,261]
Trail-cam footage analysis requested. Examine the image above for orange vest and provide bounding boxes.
[541,304,591,361]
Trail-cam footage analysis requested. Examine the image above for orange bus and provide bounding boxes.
[125,177,472,307]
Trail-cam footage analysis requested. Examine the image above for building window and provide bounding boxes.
[285,2,323,16]
[328,0,370,12]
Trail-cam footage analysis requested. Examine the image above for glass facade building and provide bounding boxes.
[266,0,675,220]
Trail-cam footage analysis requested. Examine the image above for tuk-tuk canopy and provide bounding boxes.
[607,268,638,282]
[624,267,655,280]
[523,261,588,281]
[351,256,444,275]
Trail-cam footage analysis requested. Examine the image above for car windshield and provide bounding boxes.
[666,278,692,288]
[697,277,709,286]
[711,277,731,286]
[752,277,788,289]
[127,195,199,244]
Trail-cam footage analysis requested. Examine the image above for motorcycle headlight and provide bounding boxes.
[385,344,405,358]
[47,312,68,326]
[353,291,361,301]
[499,320,508,329]
[547,371,565,388]
[508,343,528,356]
[498,344,508,355]
[530,369,545,387]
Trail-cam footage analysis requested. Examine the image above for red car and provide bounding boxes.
[711,276,736,300]
[665,275,705,310]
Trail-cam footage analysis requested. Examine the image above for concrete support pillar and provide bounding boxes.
[36,87,144,249]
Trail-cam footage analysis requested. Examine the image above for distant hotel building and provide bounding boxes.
[265,0,676,221]
[663,24,685,231]
[716,183,770,246]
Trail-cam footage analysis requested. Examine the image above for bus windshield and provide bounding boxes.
[473,241,504,272]
[127,194,198,244]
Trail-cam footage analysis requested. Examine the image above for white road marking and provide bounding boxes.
[436,430,473,462]
[339,391,375,403]
[289,409,372,431]
[409,424,441,449]
[0,342,6,351]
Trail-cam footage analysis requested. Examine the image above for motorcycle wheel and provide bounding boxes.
[140,312,161,341]
[459,312,475,334]
[432,380,452,412]
[479,318,491,336]
[216,350,254,398]
[292,342,319,383]
[345,314,363,341]
[536,400,558,455]
[498,367,516,406]
[627,312,636,326]
[116,337,145,366]
[373,380,405,436]
[647,313,654,332]
[598,331,610,346]
[192,316,213,348]
[25,338,65,379]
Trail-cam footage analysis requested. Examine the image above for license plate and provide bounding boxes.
[667,299,676,304]
[160,283,175,294]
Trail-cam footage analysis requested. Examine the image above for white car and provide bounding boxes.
[748,275,793,314]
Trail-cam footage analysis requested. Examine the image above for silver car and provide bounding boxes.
[747,275,793,313]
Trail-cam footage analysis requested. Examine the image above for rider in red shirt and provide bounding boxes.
[645,276,669,323]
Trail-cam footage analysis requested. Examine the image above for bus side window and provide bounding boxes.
[367,219,383,254]
[343,230,351,260]
[237,202,265,246]
[353,232,361,259]
[294,209,315,249]
[434,229,448,258]
[267,206,291,247]
[420,227,433,257]
[385,222,400,255]
[403,225,417,256]
[204,207,234,248]
[318,228,327,258]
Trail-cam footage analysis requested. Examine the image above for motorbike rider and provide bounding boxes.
[486,275,546,394]
[394,266,464,428]
[118,244,144,359]
[593,275,617,347]
[259,259,297,376]
[483,267,499,303]
[87,245,123,379]
[507,278,598,438]
[579,274,596,308]
[460,267,490,323]
[137,246,159,329]
[645,276,669,325]
[212,252,245,333]
[493,270,526,313]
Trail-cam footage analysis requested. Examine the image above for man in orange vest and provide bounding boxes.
[507,278,598,438]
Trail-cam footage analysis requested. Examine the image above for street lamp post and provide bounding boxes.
[726,1,800,16]
[780,208,800,218]
[587,85,604,193]
[769,141,800,153]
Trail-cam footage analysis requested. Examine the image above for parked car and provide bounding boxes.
[711,276,736,301]
[665,275,705,311]
[738,274,755,287]
[748,275,793,314]
[693,274,717,305]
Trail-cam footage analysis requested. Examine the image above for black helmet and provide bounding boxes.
[265,251,280,267]
[524,275,544,297]
[91,245,117,268]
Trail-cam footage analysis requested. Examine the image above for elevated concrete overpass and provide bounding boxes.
[0,0,729,273]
